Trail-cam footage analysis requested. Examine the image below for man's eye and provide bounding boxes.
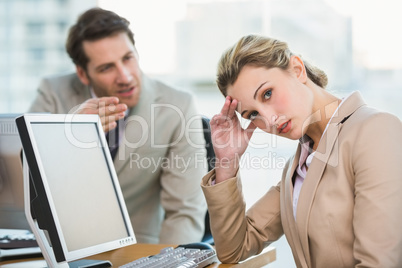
[100,65,111,72]
[249,111,258,121]
[264,89,272,100]
[124,55,133,61]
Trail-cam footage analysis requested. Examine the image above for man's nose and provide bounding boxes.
[116,65,132,84]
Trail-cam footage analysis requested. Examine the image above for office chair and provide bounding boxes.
[201,116,215,245]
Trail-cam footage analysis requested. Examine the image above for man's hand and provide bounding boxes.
[76,97,128,132]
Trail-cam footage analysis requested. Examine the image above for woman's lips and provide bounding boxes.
[278,120,291,134]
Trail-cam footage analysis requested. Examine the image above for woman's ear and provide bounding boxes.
[290,55,307,84]
[76,65,90,86]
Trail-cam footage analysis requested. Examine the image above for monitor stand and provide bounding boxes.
[21,154,112,268]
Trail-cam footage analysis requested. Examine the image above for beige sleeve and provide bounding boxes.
[351,112,402,267]
[201,169,283,263]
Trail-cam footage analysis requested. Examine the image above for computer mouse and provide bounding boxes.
[177,242,215,250]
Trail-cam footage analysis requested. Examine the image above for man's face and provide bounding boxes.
[77,32,141,109]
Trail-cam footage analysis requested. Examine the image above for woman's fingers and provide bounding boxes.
[210,114,220,126]
[227,98,238,119]
[220,96,231,114]
[217,96,231,124]
[216,96,238,124]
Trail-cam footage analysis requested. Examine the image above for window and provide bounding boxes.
[26,21,45,35]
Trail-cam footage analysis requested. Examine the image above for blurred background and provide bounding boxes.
[1,0,401,266]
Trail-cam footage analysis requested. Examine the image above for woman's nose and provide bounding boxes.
[258,110,278,129]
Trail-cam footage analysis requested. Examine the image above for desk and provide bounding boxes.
[0,244,276,267]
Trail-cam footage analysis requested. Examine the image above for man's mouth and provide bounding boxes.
[118,87,135,97]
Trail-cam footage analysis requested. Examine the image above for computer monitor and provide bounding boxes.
[16,113,136,267]
[0,113,30,230]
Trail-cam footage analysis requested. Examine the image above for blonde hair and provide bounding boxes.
[216,34,328,95]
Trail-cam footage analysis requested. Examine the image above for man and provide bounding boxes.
[28,7,208,244]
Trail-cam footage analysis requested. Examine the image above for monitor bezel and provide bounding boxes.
[16,113,136,265]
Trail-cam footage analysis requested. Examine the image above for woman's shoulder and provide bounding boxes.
[344,105,401,132]
[339,105,402,158]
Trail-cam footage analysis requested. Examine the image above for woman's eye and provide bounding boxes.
[263,89,272,100]
[249,111,258,121]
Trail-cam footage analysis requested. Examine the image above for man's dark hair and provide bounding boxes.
[66,7,135,70]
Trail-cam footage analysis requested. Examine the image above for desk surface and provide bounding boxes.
[0,244,276,267]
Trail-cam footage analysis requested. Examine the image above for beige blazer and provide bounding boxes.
[202,91,402,267]
[29,72,208,244]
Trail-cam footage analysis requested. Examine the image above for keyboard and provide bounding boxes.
[120,245,218,268]
[0,229,41,259]
[0,229,38,249]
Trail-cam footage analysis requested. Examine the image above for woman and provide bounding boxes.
[201,34,402,267]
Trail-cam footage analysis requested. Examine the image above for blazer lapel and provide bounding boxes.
[282,146,310,268]
[296,122,340,267]
[295,91,367,267]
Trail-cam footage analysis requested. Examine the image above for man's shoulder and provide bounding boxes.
[144,76,193,103]
[42,72,80,85]
[39,72,87,97]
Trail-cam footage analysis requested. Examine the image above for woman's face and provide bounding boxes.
[227,61,314,140]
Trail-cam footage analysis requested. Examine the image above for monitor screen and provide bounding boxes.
[0,113,29,230]
[16,114,135,265]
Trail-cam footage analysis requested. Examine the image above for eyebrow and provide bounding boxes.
[240,81,268,117]
[95,62,113,72]
[253,81,267,99]
[95,51,134,72]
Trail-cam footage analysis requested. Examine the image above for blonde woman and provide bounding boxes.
[201,34,402,267]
